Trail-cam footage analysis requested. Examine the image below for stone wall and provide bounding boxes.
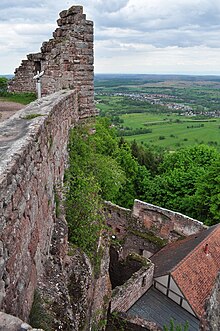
[133,199,205,240]
[111,262,154,313]
[105,201,131,239]
[0,90,80,320]
[105,199,206,262]
[8,6,96,118]
[203,272,220,331]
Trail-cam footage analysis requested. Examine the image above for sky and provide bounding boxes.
[1,0,220,75]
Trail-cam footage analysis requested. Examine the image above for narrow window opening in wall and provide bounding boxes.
[117,212,120,218]
[139,249,144,256]
[142,276,146,287]
[34,61,41,74]
[116,227,120,233]
[108,209,112,214]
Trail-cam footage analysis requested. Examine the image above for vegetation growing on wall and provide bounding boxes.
[64,118,126,259]
[29,290,53,331]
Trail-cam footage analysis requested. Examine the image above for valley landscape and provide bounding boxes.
[95,74,220,151]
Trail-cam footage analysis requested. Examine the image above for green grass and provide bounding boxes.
[0,92,37,105]
[120,112,220,151]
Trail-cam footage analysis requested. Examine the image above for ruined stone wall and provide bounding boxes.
[133,199,205,240]
[105,200,206,261]
[0,90,80,320]
[8,6,96,118]
[111,262,154,313]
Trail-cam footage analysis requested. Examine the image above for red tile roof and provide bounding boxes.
[151,224,220,318]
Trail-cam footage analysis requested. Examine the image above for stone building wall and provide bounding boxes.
[111,262,154,313]
[133,199,206,240]
[0,90,80,320]
[104,199,206,261]
[8,6,96,118]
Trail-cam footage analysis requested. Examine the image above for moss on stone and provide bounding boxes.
[23,113,43,120]
[127,252,150,267]
[29,290,53,331]
[129,229,168,248]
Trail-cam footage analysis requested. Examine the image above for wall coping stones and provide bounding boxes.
[133,199,205,227]
[0,90,75,174]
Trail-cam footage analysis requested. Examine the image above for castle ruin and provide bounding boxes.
[1,5,220,331]
[9,6,96,118]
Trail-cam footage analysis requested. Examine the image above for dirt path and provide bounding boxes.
[0,101,24,123]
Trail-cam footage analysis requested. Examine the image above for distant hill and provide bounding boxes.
[95,73,220,82]
[0,75,14,79]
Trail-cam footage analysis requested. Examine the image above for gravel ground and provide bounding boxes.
[0,101,24,122]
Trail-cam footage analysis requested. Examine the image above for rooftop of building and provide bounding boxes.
[151,224,220,317]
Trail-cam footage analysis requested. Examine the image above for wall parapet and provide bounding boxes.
[111,261,154,313]
[0,90,80,320]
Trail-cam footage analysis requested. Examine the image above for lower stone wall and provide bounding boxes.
[0,90,80,320]
[111,262,154,313]
[132,199,205,240]
[104,201,131,239]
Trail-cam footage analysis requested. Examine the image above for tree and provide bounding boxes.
[160,144,218,173]
[142,145,219,222]
[193,157,220,225]
[130,140,164,175]
[64,119,126,255]
[0,77,8,93]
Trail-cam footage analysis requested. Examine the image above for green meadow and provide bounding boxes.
[120,112,220,150]
[95,75,220,151]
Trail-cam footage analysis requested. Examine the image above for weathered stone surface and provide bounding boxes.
[106,310,162,331]
[0,91,81,320]
[111,262,154,313]
[133,199,206,239]
[203,272,220,331]
[8,6,97,118]
[0,312,44,331]
[36,229,111,330]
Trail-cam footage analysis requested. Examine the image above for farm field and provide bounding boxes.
[95,74,220,151]
[121,112,220,150]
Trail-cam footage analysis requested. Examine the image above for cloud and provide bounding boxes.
[87,0,129,14]
[1,0,220,74]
